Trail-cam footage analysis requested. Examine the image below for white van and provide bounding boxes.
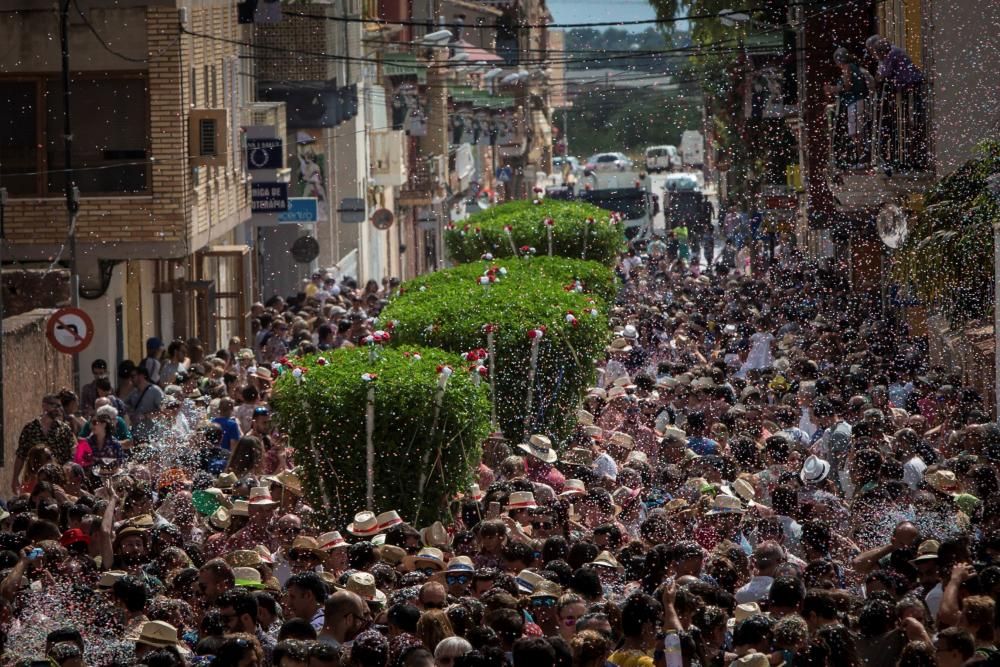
[679,130,705,167]
[644,145,680,173]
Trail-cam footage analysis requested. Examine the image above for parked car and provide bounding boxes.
[585,152,633,172]
[644,145,680,172]
[553,155,582,175]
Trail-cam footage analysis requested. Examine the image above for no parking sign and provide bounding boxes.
[45,307,95,355]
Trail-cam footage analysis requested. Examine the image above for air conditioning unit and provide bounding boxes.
[189,109,229,167]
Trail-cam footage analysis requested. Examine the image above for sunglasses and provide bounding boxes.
[418,567,438,576]
[446,574,470,586]
[531,596,557,608]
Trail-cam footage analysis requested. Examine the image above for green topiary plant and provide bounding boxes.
[379,257,611,441]
[444,199,626,266]
[270,346,491,527]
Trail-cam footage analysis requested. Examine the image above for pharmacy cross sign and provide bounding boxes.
[45,307,95,355]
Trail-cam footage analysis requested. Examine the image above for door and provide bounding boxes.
[196,246,253,351]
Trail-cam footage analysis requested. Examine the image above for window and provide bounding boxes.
[0,82,39,195]
[0,76,149,196]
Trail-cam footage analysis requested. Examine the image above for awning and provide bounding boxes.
[382,53,427,83]
[453,39,503,63]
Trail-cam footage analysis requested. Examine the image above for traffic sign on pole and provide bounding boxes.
[46,307,95,355]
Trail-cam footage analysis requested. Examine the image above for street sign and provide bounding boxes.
[338,197,366,223]
[371,208,394,230]
[247,138,283,170]
[277,197,319,224]
[46,307,95,355]
[251,182,288,213]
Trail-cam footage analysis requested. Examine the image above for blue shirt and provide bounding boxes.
[212,417,242,450]
[687,436,719,456]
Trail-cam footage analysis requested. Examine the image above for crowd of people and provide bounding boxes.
[1,234,999,667]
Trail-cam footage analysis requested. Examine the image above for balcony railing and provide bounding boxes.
[398,159,434,205]
[828,82,929,175]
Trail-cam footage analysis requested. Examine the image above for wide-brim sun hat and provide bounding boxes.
[517,434,558,464]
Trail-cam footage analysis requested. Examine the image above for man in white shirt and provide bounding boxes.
[735,542,783,603]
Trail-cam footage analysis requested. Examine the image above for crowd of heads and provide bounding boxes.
[1,239,999,667]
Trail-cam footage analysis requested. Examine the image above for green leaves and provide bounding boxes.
[381,257,612,441]
[271,346,490,528]
[892,139,1000,325]
[444,199,626,266]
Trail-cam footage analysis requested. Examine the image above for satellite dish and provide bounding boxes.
[290,235,321,263]
[371,208,394,231]
[877,203,908,249]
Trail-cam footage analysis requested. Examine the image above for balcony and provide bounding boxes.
[398,159,435,206]
[827,83,934,211]
[370,130,408,186]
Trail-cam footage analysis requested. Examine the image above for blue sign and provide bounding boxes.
[251,182,288,212]
[247,138,283,170]
[277,197,319,224]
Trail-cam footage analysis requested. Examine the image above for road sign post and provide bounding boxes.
[46,307,95,355]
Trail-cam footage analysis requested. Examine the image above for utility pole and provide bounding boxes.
[0,186,6,466]
[61,0,81,391]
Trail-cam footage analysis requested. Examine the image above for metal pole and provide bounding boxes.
[563,108,568,157]
[0,187,6,467]
[994,222,1000,419]
[61,0,81,392]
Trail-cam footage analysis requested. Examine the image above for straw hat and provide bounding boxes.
[589,551,624,571]
[97,570,127,589]
[376,511,404,532]
[705,494,746,516]
[910,539,940,563]
[347,511,380,537]
[735,602,762,623]
[207,506,231,531]
[266,470,303,496]
[135,621,180,648]
[585,387,608,401]
[722,478,758,506]
[506,491,538,511]
[345,572,387,604]
[606,338,633,353]
[608,431,634,450]
[606,386,627,400]
[403,547,446,572]
[560,479,587,497]
[467,484,485,502]
[626,450,648,466]
[660,426,687,442]
[318,531,348,551]
[420,522,452,548]
[530,580,564,599]
[622,324,639,340]
[446,556,475,573]
[226,550,264,568]
[253,367,273,382]
[582,426,604,441]
[518,434,558,464]
[925,470,959,493]
[377,545,407,566]
[233,566,266,589]
[515,569,546,594]
[255,545,275,564]
[231,500,250,517]
[799,455,831,485]
[248,486,278,508]
[215,472,238,489]
[288,536,323,559]
[576,409,595,426]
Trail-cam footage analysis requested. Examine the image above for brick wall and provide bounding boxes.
[0,309,74,492]
[5,1,250,255]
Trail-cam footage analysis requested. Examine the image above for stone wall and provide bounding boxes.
[0,309,74,494]
[1,270,70,319]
